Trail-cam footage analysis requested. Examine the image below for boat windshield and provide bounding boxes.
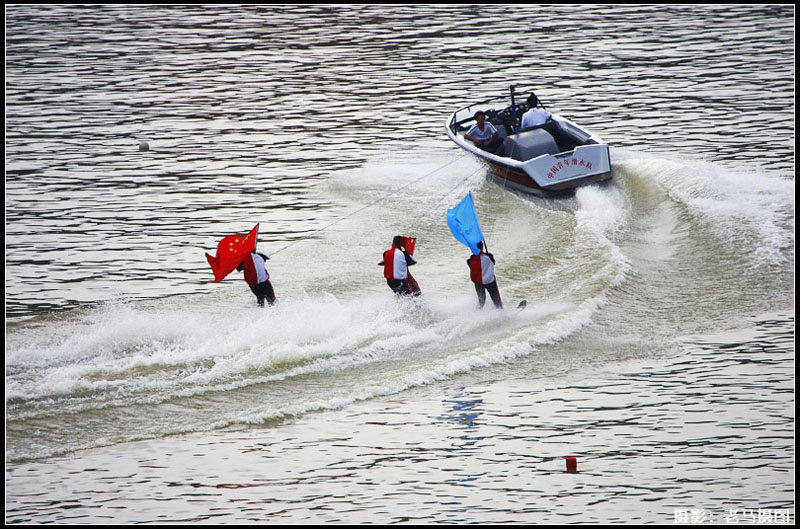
[449,94,525,133]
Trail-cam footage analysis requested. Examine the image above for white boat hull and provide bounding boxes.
[446,100,612,196]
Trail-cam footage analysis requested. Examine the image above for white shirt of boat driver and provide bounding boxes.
[521,107,551,128]
[465,121,498,141]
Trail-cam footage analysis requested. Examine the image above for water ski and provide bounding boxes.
[516,300,527,310]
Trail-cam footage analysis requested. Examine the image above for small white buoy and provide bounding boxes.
[138,141,150,152]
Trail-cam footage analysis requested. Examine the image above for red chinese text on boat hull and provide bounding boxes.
[483,158,612,195]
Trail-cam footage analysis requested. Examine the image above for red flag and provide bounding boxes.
[402,237,420,294]
[402,236,416,256]
[205,224,259,282]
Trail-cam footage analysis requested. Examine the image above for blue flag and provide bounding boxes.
[447,192,484,255]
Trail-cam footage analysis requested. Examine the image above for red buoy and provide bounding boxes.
[566,457,578,473]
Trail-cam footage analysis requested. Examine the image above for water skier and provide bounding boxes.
[379,235,421,297]
[467,241,503,309]
[237,251,276,307]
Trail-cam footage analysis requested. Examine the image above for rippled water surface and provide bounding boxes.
[5,4,794,524]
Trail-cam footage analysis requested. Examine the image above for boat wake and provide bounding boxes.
[6,148,793,463]
[612,149,794,267]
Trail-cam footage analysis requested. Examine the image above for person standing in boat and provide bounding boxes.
[464,111,504,155]
[236,251,276,307]
[379,236,421,297]
[520,94,552,130]
[467,241,503,309]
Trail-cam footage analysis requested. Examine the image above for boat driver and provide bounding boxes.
[520,94,552,130]
[464,111,504,155]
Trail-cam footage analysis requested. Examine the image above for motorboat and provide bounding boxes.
[445,87,612,196]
